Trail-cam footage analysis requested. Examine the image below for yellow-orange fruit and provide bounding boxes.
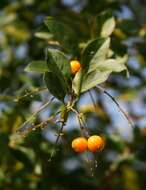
[70,60,81,74]
[71,137,88,153]
[87,135,104,152]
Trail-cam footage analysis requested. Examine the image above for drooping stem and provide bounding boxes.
[88,90,97,112]
[71,108,90,138]
[95,85,134,128]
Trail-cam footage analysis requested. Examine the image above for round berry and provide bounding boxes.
[71,137,88,153]
[87,135,104,152]
[70,60,81,74]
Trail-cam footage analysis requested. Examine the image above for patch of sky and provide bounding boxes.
[30,101,51,121]
[141,68,146,78]
[62,0,87,12]
[115,5,134,19]
[15,43,28,59]
[42,127,58,143]
[128,57,141,70]
[63,157,81,172]
[102,88,133,141]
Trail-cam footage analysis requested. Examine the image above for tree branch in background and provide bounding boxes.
[16,97,54,136]
[0,87,48,102]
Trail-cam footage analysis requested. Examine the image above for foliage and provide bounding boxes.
[0,0,146,190]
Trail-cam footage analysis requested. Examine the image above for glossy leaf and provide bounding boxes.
[44,48,70,102]
[81,37,110,71]
[44,72,67,102]
[44,17,78,53]
[46,48,71,79]
[73,37,127,94]
[72,37,111,94]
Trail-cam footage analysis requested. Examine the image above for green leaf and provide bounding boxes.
[44,72,67,102]
[81,37,110,71]
[35,32,53,40]
[9,148,33,171]
[94,11,115,37]
[101,17,115,37]
[73,69,110,93]
[25,48,71,78]
[0,13,16,27]
[44,17,78,53]
[73,37,127,94]
[44,48,70,102]
[73,37,110,94]
[73,55,127,93]
[25,60,48,73]
[35,25,53,40]
[47,48,71,79]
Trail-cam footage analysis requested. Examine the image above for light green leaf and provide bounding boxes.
[72,37,110,94]
[81,37,110,71]
[35,32,53,40]
[73,54,128,94]
[94,11,115,37]
[34,25,53,40]
[25,61,48,73]
[101,17,115,37]
[0,13,16,27]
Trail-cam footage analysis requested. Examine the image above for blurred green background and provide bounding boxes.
[0,0,146,189]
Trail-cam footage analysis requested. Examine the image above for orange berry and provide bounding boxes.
[71,137,88,153]
[70,60,81,74]
[87,135,105,152]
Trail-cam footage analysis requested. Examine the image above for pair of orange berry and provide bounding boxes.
[72,135,105,153]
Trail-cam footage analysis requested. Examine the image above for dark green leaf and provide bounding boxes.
[10,148,33,171]
[44,48,70,102]
[44,17,78,53]
[47,48,71,79]
[44,72,67,102]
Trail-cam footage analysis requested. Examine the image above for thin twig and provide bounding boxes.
[17,97,54,135]
[48,119,66,162]
[88,90,97,112]
[95,85,134,128]
[18,87,47,101]
[71,108,90,137]
[33,111,61,129]
[0,87,48,102]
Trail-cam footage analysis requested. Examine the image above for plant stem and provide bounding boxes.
[88,90,97,112]
[95,85,134,128]
[71,108,90,138]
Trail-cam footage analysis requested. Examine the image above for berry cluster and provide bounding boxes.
[71,135,105,153]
